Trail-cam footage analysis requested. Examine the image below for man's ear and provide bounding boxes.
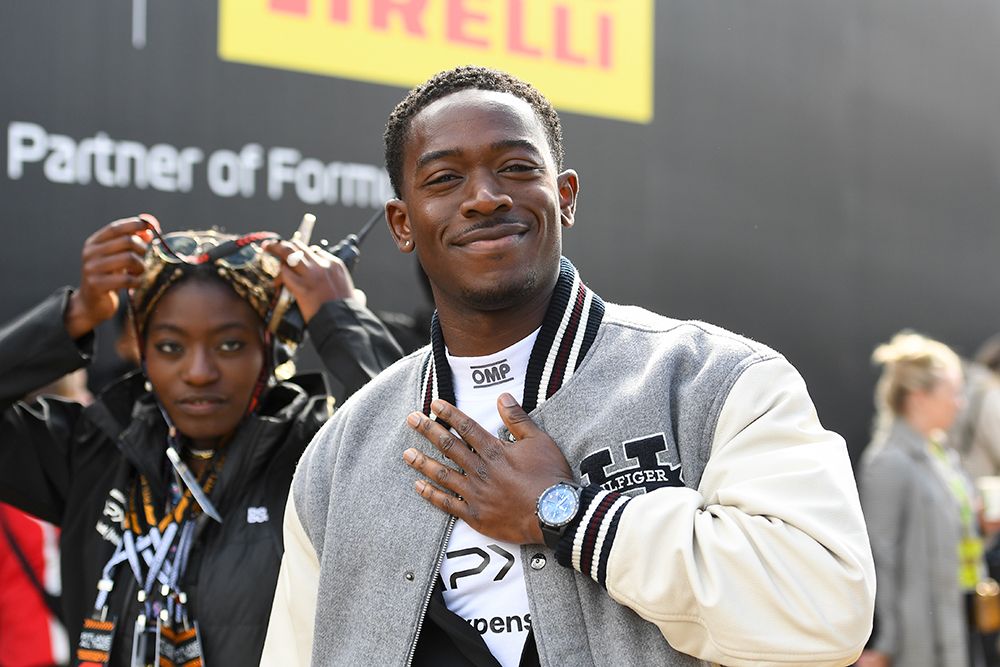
[385,199,414,253]
[557,170,579,229]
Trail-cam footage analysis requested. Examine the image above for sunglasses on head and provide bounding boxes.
[144,225,280,269]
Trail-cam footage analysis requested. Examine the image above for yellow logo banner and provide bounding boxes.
[218,0,653,123]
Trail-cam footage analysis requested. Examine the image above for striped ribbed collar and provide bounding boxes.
[420,257,605,418]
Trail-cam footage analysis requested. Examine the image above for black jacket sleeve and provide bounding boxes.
[305,298,404,400]
[0,289,91,523]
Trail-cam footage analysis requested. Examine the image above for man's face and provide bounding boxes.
[387,89,578,313]
[144,279,265,449]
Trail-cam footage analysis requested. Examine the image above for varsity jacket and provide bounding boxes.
[0,288,402,666]
[264,259,875,667]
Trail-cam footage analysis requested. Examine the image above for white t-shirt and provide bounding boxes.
[440,329,539,667]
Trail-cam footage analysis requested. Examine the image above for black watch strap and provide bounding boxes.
[541,522,568,551]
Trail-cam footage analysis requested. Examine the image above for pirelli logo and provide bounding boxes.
[218,0,654,123]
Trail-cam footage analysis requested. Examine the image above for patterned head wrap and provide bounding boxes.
[130,229,284,342]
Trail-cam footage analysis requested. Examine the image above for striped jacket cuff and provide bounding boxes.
[554,485,631,589]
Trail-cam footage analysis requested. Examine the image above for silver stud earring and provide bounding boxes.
[144,380,153,392]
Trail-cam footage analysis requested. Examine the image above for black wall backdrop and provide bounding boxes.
[2,1,999,462]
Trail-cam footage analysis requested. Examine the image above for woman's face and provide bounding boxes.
[911,367,964,434]
[143,279,265,449]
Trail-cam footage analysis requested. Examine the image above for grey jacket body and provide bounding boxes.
[265,298,874,667]
[861,419,968,667]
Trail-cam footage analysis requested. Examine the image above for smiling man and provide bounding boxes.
[263,66,875,667]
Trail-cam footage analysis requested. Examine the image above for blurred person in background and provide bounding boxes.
[951,334,1000,666]
[0,502,66,667]
[0,372,89,667]
[858,331,989,667]
[951,334,1000,481]
[0,214,401,665]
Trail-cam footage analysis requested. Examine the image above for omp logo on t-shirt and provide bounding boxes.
[470,359,513,389]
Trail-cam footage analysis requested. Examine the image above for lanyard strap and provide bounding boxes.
[167,520,198,624]
[90,439,224,620]
[165,446,222,524]
[92,476,194,614]
[123,523,180,616]
[94,540,126,612]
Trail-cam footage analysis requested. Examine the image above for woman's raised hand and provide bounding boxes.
[64,215,157,339]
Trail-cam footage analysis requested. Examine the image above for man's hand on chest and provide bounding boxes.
[403,394,575,545]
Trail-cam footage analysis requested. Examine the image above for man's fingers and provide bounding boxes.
[406,411,477,467]
[497,393,541,441]
[413,479,469,520]
[403,447,469,500]
[429,399,495,449]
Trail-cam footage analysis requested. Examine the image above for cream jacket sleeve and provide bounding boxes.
[261,492,319,667]
[559,356,876,666]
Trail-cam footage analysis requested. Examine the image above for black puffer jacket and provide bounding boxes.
[0,289,402,666]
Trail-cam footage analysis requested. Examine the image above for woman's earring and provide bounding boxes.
[144,380,153,392]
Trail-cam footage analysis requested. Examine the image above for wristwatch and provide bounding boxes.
[536,481,582,550]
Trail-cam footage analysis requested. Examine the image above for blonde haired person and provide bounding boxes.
[858,331,987,667]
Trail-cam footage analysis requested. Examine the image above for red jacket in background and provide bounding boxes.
[0,503,67,667]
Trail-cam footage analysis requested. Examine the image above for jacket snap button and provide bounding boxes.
[404,571,415,581]
[530,554,546,570]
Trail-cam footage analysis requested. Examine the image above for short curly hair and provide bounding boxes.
[384,65,564,197]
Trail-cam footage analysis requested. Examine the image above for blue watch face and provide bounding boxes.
[539,484,579,526]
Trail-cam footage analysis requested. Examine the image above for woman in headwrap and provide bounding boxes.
[0,215,402,665]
